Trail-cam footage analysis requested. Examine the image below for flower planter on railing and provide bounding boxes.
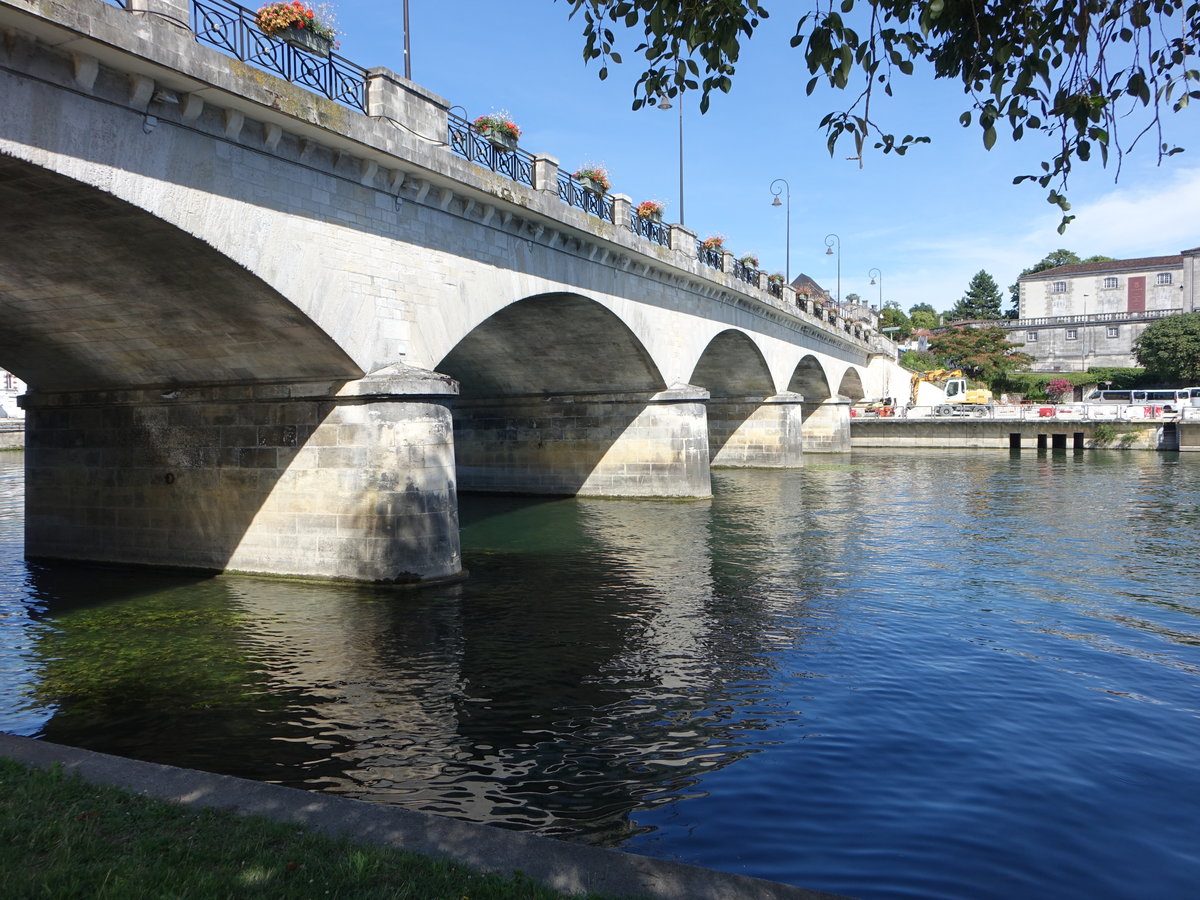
[448,114,534,185]
[278,23,332,56]
[192,0,367,111]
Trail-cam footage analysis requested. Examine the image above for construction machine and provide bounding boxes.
[910,369,994,416]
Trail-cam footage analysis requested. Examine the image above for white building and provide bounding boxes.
[1,368,26,418]
[1005,248,1200,372]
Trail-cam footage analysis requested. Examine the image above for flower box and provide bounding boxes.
[578,175,606,195]
[479,126,517,151]
[279,23,332,56]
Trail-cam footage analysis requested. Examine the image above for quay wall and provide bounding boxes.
[850,418,1182,451]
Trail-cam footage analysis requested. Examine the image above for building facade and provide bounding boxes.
[1005,248,1199,372]
[0,368,25,418]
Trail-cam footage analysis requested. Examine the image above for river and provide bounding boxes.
[1,448,1198,899]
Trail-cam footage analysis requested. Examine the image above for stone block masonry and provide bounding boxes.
[22,365,463,584]
[453,387,712,499]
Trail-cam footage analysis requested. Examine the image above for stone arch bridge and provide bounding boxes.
[0,0,907,584]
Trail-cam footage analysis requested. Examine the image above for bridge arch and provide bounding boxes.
[687,330,775,399]
[0,154,359,390]
[435,293,708,497]
[837,368,866,401]
[434,293,664,397]
[787,355,833,401]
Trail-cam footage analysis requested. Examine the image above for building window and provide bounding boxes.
[1107,326,1119,338]
[1051,281,1067,293]
[1027,331,1038,342]
[1103,276,1119,290]
[1066,329,1078,340]
[1156,272,1173,285]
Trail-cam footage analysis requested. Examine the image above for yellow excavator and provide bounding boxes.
[910,369,994,416]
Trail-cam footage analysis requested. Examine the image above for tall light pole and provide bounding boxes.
[770,179,791,283]
[657,93,685,225]
[869,267,882,308]
[825,233,841,303]
[402,0,411,79]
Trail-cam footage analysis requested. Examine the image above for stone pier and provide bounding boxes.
[801,398,852,452]
[709,392,805,468]
[21,365,462,585]
[452,385,712,498]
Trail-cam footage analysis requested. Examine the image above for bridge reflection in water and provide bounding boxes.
[5,452,1200,899]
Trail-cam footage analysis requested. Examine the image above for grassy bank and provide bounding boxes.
[0,757,622,899]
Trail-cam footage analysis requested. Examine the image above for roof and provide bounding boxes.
[1021,254,1184,281]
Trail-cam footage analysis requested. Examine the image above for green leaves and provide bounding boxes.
[559,0,1199,231]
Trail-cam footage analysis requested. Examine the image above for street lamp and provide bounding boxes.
[402,0,411,79]
[869,267,882,308]
[770,179,791,283]
[657,93,685,225]
[824,233,841,304]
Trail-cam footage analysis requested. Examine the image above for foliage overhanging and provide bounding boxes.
[561,0,1200,231]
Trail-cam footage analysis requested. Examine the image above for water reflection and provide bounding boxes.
[3,449,1200,898]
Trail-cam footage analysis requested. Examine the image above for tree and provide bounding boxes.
[879,300,912,340]
[948,270,1003,321]
[1008,249,1117,314]
[1134,312,1200,382]
[564,1,1199,231]
[844,292,861,304]
[929,326,1033,383]
[908,303,938,331]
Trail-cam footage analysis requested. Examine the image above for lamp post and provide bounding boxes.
[824,233,841,304]
[868,267,882,307]
[657,94,685,225]
[769,179,791,284]
[402,0,411,79]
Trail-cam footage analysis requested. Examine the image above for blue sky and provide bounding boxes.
[326,1,1199,313]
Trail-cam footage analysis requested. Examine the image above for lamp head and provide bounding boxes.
[657,95,672,110]
[771,196,782,207]
[826,247,833,256]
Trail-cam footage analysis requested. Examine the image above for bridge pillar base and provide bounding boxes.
[802,398,853,453]
[453,385,712,498]
[710,392,805,468]
[21,365,462,585]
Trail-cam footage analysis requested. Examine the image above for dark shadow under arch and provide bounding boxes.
[0,154,359,392]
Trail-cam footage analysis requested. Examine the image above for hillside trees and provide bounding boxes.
[562,0,1200,230]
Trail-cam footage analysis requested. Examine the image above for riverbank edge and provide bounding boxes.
[0,734,846,900]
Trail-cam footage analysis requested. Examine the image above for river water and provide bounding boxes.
[2,448,1198,898]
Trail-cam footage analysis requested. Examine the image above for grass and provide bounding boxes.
[0,757,624,899]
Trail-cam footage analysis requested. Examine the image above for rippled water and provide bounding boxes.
[2,448,1199,899]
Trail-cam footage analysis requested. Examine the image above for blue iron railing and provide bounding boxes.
[630,212,669,247]
[101,1,844,327]
[697,241,723,270]
[732,259,758,286]
[558,173,613,221]
[191,0,368,112]
[768,281,784,300]
[448,115,535,187]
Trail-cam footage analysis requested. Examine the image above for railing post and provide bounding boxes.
[611,194,632,228]
[365,67,449,143]
[128,0,192,30]
[533,154,560,193]
[669,224,697,263]
[755,272,768,291]
[720,249,734,273]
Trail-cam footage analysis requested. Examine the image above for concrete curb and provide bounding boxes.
[0,734,847,899]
